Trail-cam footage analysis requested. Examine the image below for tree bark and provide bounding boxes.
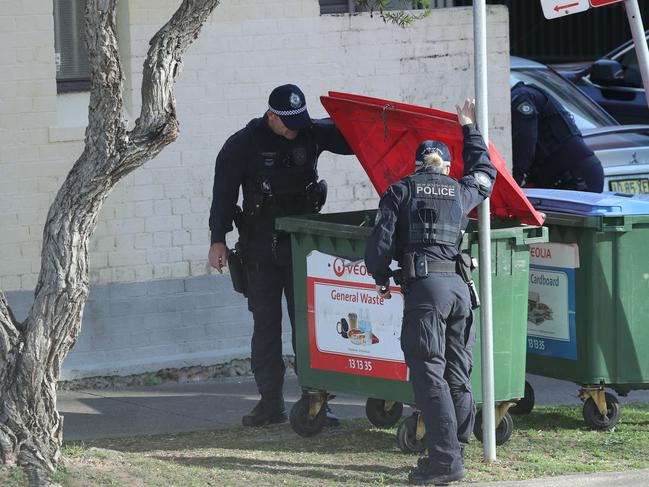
[0,1,220,484]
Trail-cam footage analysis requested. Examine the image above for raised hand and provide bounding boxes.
[455,98,476,126]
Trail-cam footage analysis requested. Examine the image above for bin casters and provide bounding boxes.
[289,391,332,437]
[473,403,515,445]
[365,398,404,428]
[396,403,515,453]
[396,412,427,454]
[510,380,535,415]
[579,388,621,431]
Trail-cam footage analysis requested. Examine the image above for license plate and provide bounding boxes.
[609,178,649,194]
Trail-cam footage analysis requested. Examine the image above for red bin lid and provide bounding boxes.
[321,91,545,226]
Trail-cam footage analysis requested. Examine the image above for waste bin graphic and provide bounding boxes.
[513,189,649,430]
[274,92,547,451]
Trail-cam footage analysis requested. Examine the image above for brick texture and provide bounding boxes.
[0,1,511,377]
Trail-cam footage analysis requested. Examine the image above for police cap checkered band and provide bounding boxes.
[268,105,308,116]
[268,84,311,130]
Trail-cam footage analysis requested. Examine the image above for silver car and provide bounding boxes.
[510,56,649,194]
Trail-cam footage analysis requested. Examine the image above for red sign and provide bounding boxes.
[307,276,409,382]
[589,0,622,6]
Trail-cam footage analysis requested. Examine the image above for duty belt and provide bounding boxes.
[400,253,457,281]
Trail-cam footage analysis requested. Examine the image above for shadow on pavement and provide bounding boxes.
[80,422,404,455]
[150,454,410,484]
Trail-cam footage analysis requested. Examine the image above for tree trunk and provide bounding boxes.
[0,1,220,484]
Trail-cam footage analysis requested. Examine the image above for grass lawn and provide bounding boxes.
[2,403,649,486]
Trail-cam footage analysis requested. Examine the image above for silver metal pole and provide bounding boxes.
[624,0,649,109]
[473,0,497,462]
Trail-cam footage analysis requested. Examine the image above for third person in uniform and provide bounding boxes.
[511,81,604,192]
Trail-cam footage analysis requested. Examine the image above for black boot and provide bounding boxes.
[242,394,287,427]
[417,448,465,470]
[408,458,467,485]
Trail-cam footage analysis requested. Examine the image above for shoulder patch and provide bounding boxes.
[473,171,492,189]
[516,101,535,116]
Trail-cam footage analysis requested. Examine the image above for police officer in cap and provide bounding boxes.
[365,99,496,485]
[208,84,353,427]
[511,81,604,192]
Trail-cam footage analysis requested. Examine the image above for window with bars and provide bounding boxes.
[53,0,91,93]
[319,0,455,14]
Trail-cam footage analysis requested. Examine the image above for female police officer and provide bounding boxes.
[365,99,496,485]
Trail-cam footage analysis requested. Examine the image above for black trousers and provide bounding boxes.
[245,253,296,397]
[401,273,476,470]
[571,154,604,193]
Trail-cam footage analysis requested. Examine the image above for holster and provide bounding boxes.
[229,242,248,297]
[455,252,480,310]
[229,205,248,297]
[387,268,407,294]
[401,253,418,280]
[305,179,328,213]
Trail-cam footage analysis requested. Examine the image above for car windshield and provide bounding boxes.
[510,67,617,130]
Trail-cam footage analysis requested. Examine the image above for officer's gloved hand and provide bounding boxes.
[376,284,391,300]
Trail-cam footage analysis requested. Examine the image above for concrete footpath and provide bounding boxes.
[58,373,649,486]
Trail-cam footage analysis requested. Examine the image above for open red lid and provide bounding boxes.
[321,91,545,226]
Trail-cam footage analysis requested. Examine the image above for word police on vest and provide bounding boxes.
[415,183,456,197]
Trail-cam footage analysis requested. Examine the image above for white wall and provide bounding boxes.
[1,0,511,292]
[0,0,511,378]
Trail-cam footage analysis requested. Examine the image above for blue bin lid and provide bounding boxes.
[523,189,649,216]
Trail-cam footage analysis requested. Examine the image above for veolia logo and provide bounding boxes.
[530,246,552,259]
[332,258,369,278]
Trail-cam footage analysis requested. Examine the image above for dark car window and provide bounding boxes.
[510,67,617,130]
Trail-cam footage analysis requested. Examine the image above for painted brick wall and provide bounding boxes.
[0,1,511,378]
[5,276,256,379]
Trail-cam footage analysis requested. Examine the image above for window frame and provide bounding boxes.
[53,0,91,94]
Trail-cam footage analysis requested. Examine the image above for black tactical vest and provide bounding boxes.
[396,170,466,258]
[532,83,581,159]
[241,120,319,236]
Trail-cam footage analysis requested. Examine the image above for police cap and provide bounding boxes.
[268,84,311,131]
[415,140,451,167]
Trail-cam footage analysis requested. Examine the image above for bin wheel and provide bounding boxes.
[396,414,426,454]
[582,392,620,431]
[473,409,514,445]
[365,398,404,428]
[510,381,535,415]
[289,396,326,437]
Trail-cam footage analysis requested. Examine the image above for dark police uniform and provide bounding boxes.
[511,81,604,192]
[209,114,352,408]
[365,124,496,478]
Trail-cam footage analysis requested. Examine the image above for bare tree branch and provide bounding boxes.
[1,1,223,482]
[114,0,221,180]
[0,289,20,373]
[85,0,128,163]
[0,289,18,329]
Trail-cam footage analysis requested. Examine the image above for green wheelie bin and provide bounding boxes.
[276,211,547,451]
[514,189,649,431]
